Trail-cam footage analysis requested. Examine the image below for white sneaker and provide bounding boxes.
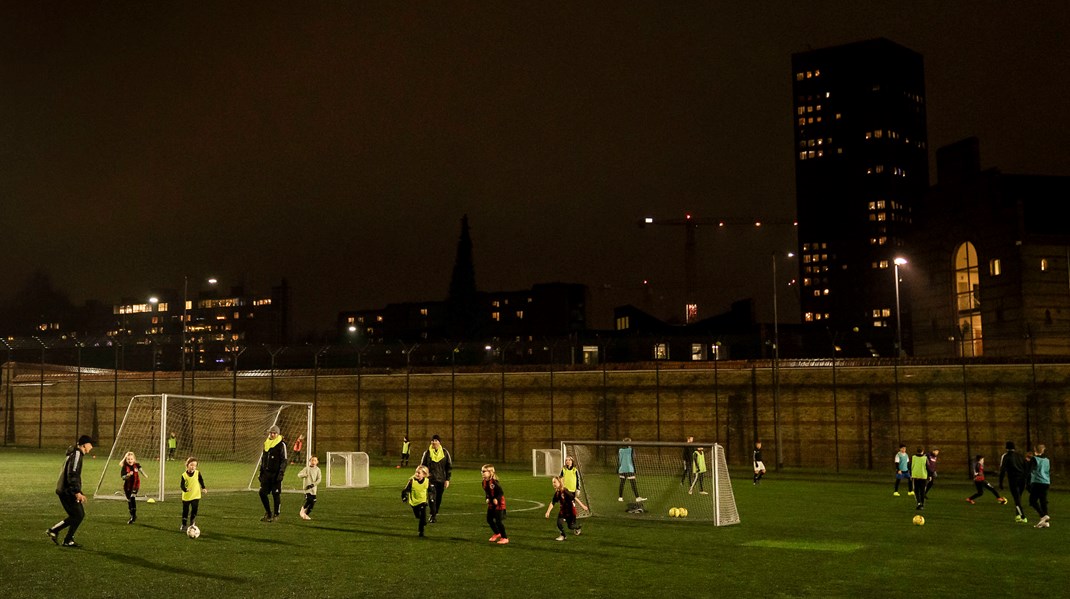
[1036,515,1050,528]
[699,491,709,495]
[636,497,647,502]
[617,497,623,502]
[555,535,565,541]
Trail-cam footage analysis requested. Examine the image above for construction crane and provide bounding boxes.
[638,213,797,323]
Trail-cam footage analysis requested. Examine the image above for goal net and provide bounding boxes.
[532,448,562,477]
[326,452,370,488]
[93,394,313,501]
[560,440,739,526]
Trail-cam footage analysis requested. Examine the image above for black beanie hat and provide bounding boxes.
[1005,441,1015,450]
[77,435,94,446]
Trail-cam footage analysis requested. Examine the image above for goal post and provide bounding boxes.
[325,452,370,488]
[93,394,313,501]
[560,440,739,526]
[532,448,562,477]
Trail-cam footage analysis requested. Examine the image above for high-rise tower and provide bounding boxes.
[791,38,928,356]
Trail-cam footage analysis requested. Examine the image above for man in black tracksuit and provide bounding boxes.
[999,440,1028,523]
[259,425,288,522]
[46,435,94,547]
[420,434,452,523]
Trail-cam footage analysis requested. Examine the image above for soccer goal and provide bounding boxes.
[326,452,370,488]
[532,448,562,477]
[560,440,739,526]
[93,394,313,501]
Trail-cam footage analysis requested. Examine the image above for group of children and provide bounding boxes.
[892,441,1052,528]
[117,451,323,532]
[400,454,589,543]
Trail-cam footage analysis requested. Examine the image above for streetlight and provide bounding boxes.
[182,276,217,393]
[772,251,795,471]
[893,257,908,357]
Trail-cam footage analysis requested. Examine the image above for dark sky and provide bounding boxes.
[3,2,1068,335]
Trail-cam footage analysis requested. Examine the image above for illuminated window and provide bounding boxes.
[874,130,883,139]
[835,113,841,119]
[492,312,500,322]
[955,241,983,357]
[653,344,669,360]
[492,300,500,308]
[989,259,1001,276]
[798,118,805,126]
[616,316,630,330]
[879,260,889,268]
[799,152,807,160]
[797,107,804,115]
[806,71,813,78]
[516,310,524,319]
[420,308,428,316]
[376,315,384,322]
[796,72,804,81]
[804,312,814,322]
[1041,258,1049,272]
[865,132,872,140]
[813,69,820,77]
[803,278,812,286]
[347,316,355,324]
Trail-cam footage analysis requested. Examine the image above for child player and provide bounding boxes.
[689,446,709,495]
[398,436,410,469]
[910,447,928,510]
[617,438,646,503]
[482,464,509,545]
[120,452,145,524]
[893,445,911,497]
[179,457,207,532]
[1030,444,1051,528]
[559,455,587,513]
[545,476,586,540]
[966,454,1007,505]
[401,465,434,537]
[753,441,767,485]
[297,455,321,520]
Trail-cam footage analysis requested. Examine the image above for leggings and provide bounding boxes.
[1006,477,1026,518]
[1029,483,1049,518]
[913,479,927,506]
[969,480,1001,501]
[557,514,580,534]
[126,491,138,515]
[182,499,199,525]
[487,508,507,538]
[303,493,317,514]
[618,477,639,499]
[412,504,427,535]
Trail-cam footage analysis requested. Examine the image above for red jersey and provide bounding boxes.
[122,462,142,494]
[482,478,506,511]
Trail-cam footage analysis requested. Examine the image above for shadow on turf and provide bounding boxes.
[93,549,249,582]
[133,523,292,546]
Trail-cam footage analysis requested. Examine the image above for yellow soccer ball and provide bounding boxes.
[669,507,679,518]
[679,508,688,518]
[912,515,925,526]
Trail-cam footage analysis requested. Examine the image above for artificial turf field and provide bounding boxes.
[1,448,1066,598]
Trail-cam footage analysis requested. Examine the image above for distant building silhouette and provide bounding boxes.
[791,38,929,356]
[911,138,1070,357]
[446,214,481,340]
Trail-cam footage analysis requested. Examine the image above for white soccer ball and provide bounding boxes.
[186,524,201,539]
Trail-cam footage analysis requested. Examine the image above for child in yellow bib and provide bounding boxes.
[179,457,207,532]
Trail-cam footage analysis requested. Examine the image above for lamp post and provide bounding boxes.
[771,251,794,470]
[893,258,907,357]
[181,276,216,393]
[892,257,907,444]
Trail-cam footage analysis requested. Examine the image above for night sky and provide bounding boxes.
[4,3,1068,335]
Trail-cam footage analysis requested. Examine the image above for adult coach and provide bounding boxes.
[420,434,452,523]
[259,425,288,522]
[46,435,94,547]
[999,440,1028,523]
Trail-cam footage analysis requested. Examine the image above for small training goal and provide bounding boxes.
[93,394,313,501]
[532,448,562,477]
[326,452,370,488]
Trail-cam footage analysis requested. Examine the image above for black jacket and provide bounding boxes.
[56,446,84,495]
[420,447,453,483]
[999,449,1026,485]
[260,439,289,480]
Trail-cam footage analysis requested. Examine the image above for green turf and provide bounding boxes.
[1,448,1066,598]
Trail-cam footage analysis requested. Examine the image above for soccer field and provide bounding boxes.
[1,448,1065,598]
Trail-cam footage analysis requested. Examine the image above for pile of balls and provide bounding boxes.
[668,507,689,518]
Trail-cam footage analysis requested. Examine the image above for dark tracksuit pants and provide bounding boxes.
[182,499,199,526]
[487,508,507,538]
[1007,476,1027,518]
[1029,483,1049,518]
[969,480,1001,501]
[51,491,85,542]
[430,481,446,518]
[260,475,282,515]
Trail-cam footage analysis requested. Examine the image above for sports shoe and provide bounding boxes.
[907,491,915,496]
[1037,515,1051,528]
[574,527,582,536]
[636,497,648,502]
[555,535,566,541]
[428,516,437,524]
[62,540,81,548]
[271,515,280,522]
[617,497,623,502]
[496,537,510,545]
[1015,515,1028,524]
[998,497,1008,504]
[700,491,709,495]
[1040,521,1050,528]
[260,513,273,522]
[46,529,58,545]
[488,534,501,542]
[965,498,975,504]
[688,490,693,495]
[180,525,188,532]
[893,491,901,497]
[299,507,306,518]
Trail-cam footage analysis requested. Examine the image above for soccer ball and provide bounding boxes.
[186,524,201,539]
[912,515,925,526]
[669,508,679,518]
[679,508,689,518]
